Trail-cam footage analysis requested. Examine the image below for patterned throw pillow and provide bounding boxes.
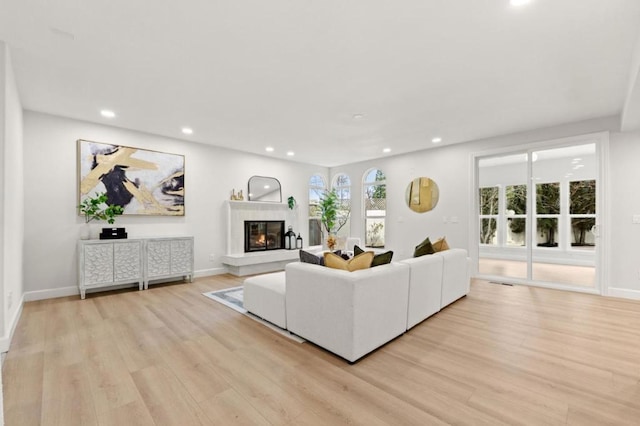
[413,237,435,257]
[324,251,374,272]
[353,245,394,267]
[432,236,450,252]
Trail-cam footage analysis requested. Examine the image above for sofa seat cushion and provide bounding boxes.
[243,271,287,328]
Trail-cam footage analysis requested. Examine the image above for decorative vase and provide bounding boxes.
[326,234,337,251]
[79,223,91,240]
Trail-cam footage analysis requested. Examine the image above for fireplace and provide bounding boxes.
[244,221,285,252]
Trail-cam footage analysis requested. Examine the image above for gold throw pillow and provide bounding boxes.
[324,251,374,272]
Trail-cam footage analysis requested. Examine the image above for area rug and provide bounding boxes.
[203,286,304,343]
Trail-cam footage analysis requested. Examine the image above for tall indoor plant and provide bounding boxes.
[319,189,350,250]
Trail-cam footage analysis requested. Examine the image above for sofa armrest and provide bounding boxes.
[285,262,410,362]
[437,248,471,308]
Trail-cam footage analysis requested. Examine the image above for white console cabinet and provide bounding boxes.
[145,237,194,289]
[78,239,144,299]
[78,236,194,299]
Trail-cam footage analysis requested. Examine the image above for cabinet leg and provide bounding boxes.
[139,282,143,291]
[81,290,86,300]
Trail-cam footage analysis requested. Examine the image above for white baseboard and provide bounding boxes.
[606,287,640,300]
[0,294,25,353]
[24,286,79,302]
[194,267,228,277]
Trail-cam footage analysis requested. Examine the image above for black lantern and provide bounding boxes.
[285,226,297,250]
[296,233,303,249]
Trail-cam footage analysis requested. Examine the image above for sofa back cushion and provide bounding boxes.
[325,251,374,272]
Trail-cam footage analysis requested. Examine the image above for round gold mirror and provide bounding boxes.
[405,177,439,213]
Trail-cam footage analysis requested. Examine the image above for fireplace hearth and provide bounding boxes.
[244,221,285,252]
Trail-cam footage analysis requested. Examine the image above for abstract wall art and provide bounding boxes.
[78,139,185,216]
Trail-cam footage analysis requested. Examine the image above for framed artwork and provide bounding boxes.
[78,139,185,216]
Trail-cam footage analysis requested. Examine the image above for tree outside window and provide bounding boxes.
[308,174,326,246]
[479,186,498,244]
[536,182,560,247]
[570,180,596,247]
[364,169,386,247]
[332,174,352,244]
[506,184,526,246]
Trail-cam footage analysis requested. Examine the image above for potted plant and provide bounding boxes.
[287,196,297,210]
[78,192,124,239]
[318,189,350,250]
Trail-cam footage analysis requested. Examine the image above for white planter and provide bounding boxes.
[79,223,91,240]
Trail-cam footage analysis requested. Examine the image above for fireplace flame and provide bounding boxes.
[256,234,266,245]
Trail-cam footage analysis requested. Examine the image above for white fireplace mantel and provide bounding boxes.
[225,200,292,255]
[222,200,301,276]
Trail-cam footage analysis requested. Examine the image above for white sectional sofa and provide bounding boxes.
[285,262,410,363]
[243,248,471,362]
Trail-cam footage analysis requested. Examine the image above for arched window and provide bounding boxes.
[363,169,386,247]
[332,174,351,242]
[308,174,326,246]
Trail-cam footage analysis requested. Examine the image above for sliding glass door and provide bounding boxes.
[477,141,599,291]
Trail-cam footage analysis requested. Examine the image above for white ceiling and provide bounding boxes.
[1,0,639,167]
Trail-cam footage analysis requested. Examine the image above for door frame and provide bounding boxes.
[469,131,610,295]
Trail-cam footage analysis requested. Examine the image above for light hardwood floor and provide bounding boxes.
[4,275,640,425]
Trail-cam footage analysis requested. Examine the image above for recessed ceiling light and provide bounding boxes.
[100,110,115,118]
[181,127,193,135]
[264,185,270,189]
[431,137,442,143]
[510,0,531,6]
[352,114,364,120]
[265,147,274,152]
[383,148,391,153]
[286,151,295,156]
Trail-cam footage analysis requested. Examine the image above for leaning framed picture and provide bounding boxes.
[77,139,185,216]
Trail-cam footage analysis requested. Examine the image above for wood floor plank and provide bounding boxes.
[4,276,640,425]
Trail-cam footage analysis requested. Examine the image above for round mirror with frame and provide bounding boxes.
[405,177,439,213]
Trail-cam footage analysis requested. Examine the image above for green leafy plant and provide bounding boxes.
[287,196,297,210]
[319,189,341,234]
[319,189,350,249]
[78,192,124,224]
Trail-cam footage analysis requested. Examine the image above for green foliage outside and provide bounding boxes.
[570,180,596,245]
[536,182,560,245]
[506,184,526,234]
[479,187,498,243]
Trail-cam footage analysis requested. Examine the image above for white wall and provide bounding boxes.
[329,116,640,296]
[609,130,640,297]
[18,110,640,300]
[1,42,24,351]
[22,111,325,297]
